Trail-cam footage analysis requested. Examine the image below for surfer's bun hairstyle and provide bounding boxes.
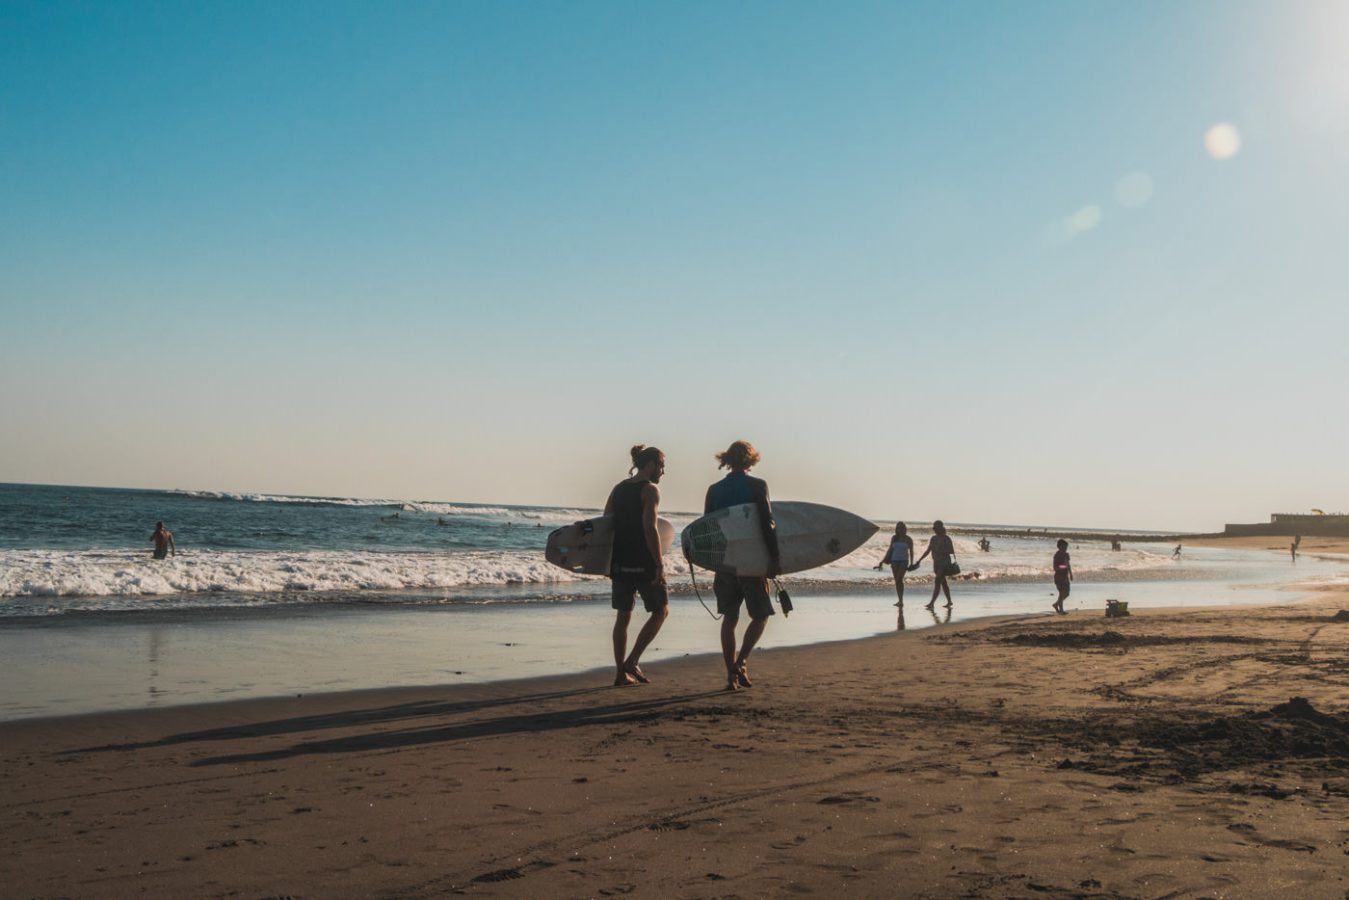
[629,444,665,472]
[716,440,761,471]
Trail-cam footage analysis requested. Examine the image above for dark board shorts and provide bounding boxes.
[612,577,669,614]
[1054,574,1071,594]
[713,572,774,621]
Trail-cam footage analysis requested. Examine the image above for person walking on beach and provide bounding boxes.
[604,445,669,687]
[874,522,916,607]
[705,440,781,692]
[1172,544,1182,559]
[1052,539,1073,614]
[913,520,956,610]
[150,521,176,560]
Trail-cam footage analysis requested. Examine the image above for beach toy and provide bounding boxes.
[1105,599,1130,618]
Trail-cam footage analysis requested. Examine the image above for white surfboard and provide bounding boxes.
[681,501,878,576]
[545,516,676,575]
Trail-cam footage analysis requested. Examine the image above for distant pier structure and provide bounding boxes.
[1224,512,1349,537]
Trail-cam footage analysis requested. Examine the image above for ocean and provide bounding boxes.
[2,482,1343,719]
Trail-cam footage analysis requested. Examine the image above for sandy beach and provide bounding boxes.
[3,583,1346,898]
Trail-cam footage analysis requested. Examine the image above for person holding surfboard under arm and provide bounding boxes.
[604,445,669,687]
[705,440,781,692]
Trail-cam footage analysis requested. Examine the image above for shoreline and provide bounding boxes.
[2,592,1346,897]
[3,547,1343,723]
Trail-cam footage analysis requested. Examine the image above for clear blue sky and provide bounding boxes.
[2,1,1347,529]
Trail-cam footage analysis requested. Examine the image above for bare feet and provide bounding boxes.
[625,664,650,684]
[613,671,636,687]
[723,677,739,692]
[734,663,752,688]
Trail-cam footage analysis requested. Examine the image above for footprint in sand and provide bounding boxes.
[818,792,880,806]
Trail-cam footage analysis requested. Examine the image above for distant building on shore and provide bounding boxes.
[1224,512,1349,537]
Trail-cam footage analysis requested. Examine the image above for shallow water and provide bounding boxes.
[2,547,1343,721]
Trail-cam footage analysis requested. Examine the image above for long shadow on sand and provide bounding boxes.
[68,685,628,755]
[187,689,729,767]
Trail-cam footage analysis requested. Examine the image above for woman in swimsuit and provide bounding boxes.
[913,520,956,609]
[874,522,916,607]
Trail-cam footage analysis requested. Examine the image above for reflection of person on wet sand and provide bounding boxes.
[874,522,915,608]
[1052,539,1072,614]
[150,522,176,560]
[913,520,956,610]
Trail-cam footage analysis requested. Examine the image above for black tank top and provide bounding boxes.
[611,479,657,580]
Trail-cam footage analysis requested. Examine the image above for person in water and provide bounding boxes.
[913,520,956,610]
[1052,539,1073,614]
[1172,544,1182,559]
[604,444,669,687]
[874,522,915,607]
[705,440,780,692]
[150,521,176,560]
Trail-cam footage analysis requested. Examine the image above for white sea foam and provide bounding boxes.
[0,547,698,601]
[169,490,599,524]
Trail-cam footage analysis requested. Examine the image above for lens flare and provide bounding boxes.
[1115,172,1153,207]
[1204,123,1241,160]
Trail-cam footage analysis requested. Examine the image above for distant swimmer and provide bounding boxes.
[1111,538,1122,551]
[914,520,956,610]
[380,512,400,522]
[437,517,449,526]
[978,537,991,552]
[605,444,669,687]
[150,521,176,560]
[874,522,915,608]
[706,440,781,692]
[1172,544,1182,559]
[1052,539,1073,614]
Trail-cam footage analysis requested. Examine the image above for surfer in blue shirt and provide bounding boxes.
[604,445,669,686]
[705,440,781,692]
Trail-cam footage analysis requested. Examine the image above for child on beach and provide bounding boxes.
[874,522,916,607]
[1052,539,1072,614]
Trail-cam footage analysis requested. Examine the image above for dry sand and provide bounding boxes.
[3,592,1347,899]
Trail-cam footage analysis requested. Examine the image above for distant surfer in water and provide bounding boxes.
[874,522,915,608]
[1052,539,1072,614]
[705,440,781,692]
[150,521,176,560]
[604,444,669,686]
[913,520,955,610]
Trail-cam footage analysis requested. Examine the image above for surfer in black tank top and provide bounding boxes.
[603,445,669,687]
[610,478,658,581]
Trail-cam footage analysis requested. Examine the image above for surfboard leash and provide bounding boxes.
[688,566,722,620]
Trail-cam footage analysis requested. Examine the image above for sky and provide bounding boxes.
[2,0,1347,530]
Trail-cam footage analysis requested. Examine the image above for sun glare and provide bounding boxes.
[1204,123,1242,160]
